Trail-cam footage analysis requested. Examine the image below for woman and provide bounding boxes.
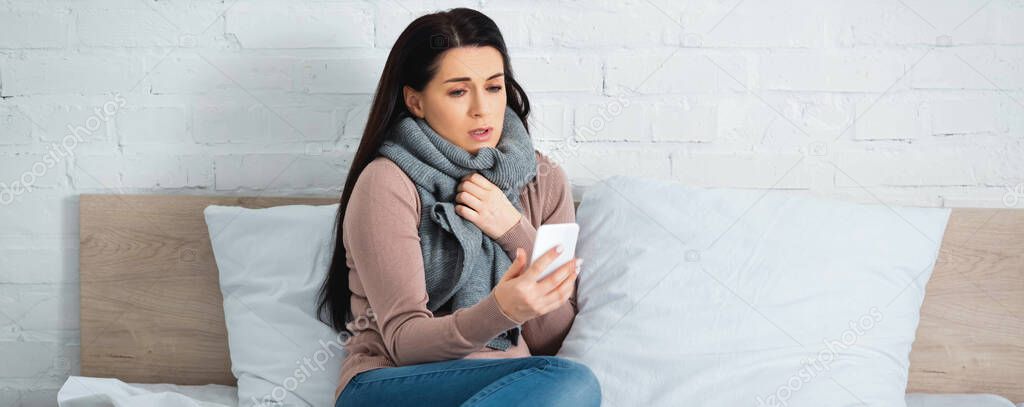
[317,7,601,407]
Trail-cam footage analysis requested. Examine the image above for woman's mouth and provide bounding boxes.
[469,127,492,142]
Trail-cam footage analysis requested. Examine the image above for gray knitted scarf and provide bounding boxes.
[377,105,537,351]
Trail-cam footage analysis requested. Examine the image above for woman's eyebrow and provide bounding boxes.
[442,72,504,83]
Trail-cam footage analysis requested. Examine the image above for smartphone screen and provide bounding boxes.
[530,223,580,281]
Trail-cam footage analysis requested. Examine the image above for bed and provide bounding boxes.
[75,194,1023,404]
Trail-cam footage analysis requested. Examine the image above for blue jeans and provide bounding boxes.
[335,355,601,406]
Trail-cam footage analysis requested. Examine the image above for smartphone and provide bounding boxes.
[530,223,580,281]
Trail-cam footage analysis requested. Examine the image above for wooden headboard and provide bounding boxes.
[79,194,1024,400]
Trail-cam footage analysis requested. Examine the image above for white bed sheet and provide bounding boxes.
[906,393,1019,407]
[58,376,1019,407]
[57,377,237,407]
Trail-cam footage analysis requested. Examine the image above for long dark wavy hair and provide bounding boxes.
[317,7,533,334]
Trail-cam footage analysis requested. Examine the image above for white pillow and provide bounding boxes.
[558,176,951,407]
[204,204,342,407]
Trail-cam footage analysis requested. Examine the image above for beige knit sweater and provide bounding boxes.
[335,150,579,399]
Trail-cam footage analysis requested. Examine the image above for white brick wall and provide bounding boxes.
[0,0,1022,404]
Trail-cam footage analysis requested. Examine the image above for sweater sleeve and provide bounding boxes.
[495,154,579,356]
[494,212,538,260]
[343,158,523,366]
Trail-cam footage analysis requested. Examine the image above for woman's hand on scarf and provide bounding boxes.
[455,172,523,239]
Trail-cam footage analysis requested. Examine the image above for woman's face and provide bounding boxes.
[403,45,507,155]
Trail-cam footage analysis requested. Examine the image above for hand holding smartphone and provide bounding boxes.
[530,223,580,281]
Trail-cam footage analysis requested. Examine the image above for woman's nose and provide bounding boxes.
[469,92,490,117]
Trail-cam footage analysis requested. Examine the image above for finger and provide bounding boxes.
[523,245,564,279]
[461,172,479,181]
[458,180,488,199]
[537,283,574,315]
[537,258,578,293]
[455,204,479,221]
[541,265,578,305]
[502,248,527,281]
[455,191,483,210]
[470,173,495,190]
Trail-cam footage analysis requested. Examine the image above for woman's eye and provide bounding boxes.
[449,86,501,97]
